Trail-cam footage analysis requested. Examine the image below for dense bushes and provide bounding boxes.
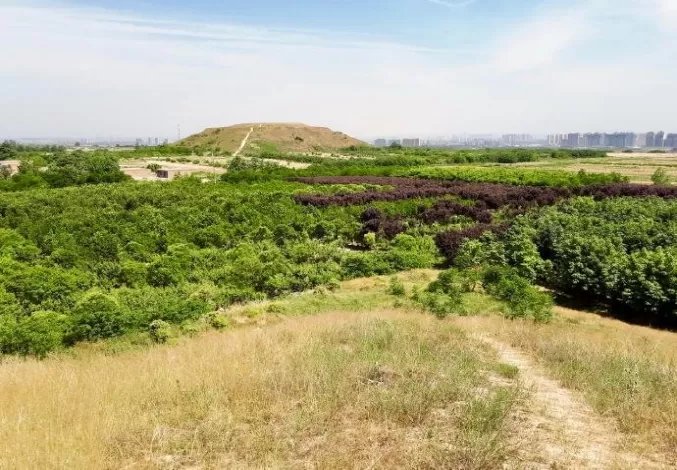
[3,156,677,356]
[481,267,553,322]
[477,197,677,326]
[341,146,607,164]
[221,160,627,187]
[0,179,446,356]
[414,267,553,322]
[405,167,627,187]
[0,149,129,192]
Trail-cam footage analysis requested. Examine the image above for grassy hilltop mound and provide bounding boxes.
[179,122,368,154]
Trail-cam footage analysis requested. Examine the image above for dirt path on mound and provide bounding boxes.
[478,335,668,469]
[233,126,254,157]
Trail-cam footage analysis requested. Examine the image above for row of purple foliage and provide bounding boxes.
[293,176,677,208]
[293,176,677,261]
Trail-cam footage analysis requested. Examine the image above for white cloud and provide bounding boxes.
[490,3,594,72]
[0,2,674,139]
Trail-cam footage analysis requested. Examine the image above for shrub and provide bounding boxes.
[364,232,377,249]
[387,277,406,296]
[206,312,232,330]
[148,320,172,343]
[15,311,69,358]
[482,267,553,322]
[651,168,670,185]
[414,291,462,319]
[326,278,341,292]
[428,268,481,294]
[341,252,394,278]
[69,291,127,342]
[386,234,440,270]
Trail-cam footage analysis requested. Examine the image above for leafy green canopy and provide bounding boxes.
[0,179,442,356]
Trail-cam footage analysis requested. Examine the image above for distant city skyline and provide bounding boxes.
[372,130,677,149]
[5,128,677,150]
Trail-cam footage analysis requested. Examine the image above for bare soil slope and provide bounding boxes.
[179,123,367,153]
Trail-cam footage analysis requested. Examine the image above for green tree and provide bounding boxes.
[70,291,127,342]
[651,168,671,185]
[0,141,18,160]
[15,311,69,358]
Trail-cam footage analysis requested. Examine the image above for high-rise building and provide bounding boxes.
[387,139,401,146]
[646,132,655,148]
[547,134,565,146]
[636,133,647,147]
[147,137,152,146]
[603,132,636,148]
[501,134,533,146]
[665,134,677,150]
[584,133,603,147]
[154,138,159,146]
[655,131,665,148]
[374,139,387,147]
[564,133,581,147]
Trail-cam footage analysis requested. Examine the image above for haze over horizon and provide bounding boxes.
[1,0,675,139]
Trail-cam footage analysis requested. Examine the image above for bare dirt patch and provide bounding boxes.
[121,159,227,181]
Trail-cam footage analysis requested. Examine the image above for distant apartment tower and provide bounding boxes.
[154,138,159,146]
[636,133,647,148]
[163,138,169,145]
[583,133,603,147]
[135,138,144,147]
[502,134,533,146]
[665,134,677,150]
[387,139,401,146]
[563,133,581,147]
[402,138,421,148]
[374,139,387,147]
[655,131,665,148]
[604,132,636,148]
[547,134,565,146]
[646,132,655,148]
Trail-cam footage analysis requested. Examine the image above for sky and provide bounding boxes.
[0,0,675,140]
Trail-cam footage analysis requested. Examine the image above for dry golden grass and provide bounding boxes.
[0,308,520,470]
[455,307,677,463]
[179,123,366,153]
[4,268,676,468]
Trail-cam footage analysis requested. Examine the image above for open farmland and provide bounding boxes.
[497,152,677,183]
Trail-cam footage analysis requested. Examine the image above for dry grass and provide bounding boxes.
[0,308,520,469]
[179,123,366,153]
[455,307,677,463]
[4,267,676,468]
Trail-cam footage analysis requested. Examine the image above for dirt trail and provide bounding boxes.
[233,126,254,157]
[478,335,668,469]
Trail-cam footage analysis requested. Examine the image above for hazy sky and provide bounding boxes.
[1,0,675,139]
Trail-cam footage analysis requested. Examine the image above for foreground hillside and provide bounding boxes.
[1,271,674,469]
[178,123,367,154]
